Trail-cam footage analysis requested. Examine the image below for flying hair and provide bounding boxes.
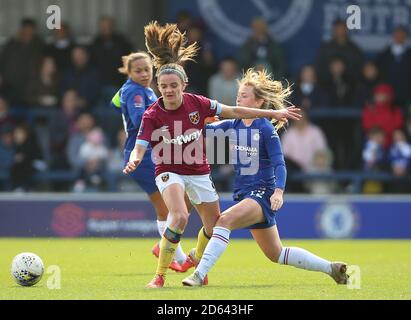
[239,69,293,130]
[144,21,199,81]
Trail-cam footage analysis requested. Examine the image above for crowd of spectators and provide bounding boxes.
[0,14,410,194]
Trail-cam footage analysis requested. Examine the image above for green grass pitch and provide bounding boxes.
[0,238,410,300]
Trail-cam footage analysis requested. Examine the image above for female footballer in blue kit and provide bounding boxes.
[182,69,349,286]
[111,52,191,271]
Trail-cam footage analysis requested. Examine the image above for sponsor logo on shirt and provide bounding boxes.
[232,144,258,156]
[134,95,143,108]
[163,130,203,145]
[253,133,260,141]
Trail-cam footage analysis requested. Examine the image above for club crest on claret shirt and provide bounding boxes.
[189,111,200,124]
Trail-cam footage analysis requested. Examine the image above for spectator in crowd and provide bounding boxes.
[107,129,126,174]
[376,25,411,107]
[362,84,404,149]
[184,24,216,95]
[61,46,101,108]
[0,18,44,106]
[0,96,16,128]
[304,149,337,194]
[26,56,60,108]
[317,57,360,170]
[362,126,386,193]
[175,10,194,34]
[315,19,364,89]
[362,126,389,194]
[73,127,109,193]
[208,57,240,105]
[355,61,382,107]
[66,113,97,170]
[10,123,45,191]
[0,74,11,101]
[404,103,411,140]
[73,158,106,193]
[91,16,133,89]
[106,129,138,192]
[0,125,15,170]
[292,65,326,110]
[324,57,355,107]
[45,22,76,71]
[238,17,286,78]
[282,110,328,172]
[362,126,386,172]
[78,127,109,165]
[388,129,411,193]
[0,124,14,190]
[48,89,83,169]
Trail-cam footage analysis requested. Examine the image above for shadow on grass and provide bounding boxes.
[135,284,277,292]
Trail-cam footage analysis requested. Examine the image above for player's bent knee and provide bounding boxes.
[269,245,283,263]
[215,214,233,230]
[170,211,189,230]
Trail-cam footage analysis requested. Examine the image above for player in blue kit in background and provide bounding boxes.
[182,69,349,286]
[110,52,191,272]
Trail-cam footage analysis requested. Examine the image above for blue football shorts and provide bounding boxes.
[233,186,277,229]
[124,150,158,195]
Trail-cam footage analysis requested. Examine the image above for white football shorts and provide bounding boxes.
[155,172,219,205]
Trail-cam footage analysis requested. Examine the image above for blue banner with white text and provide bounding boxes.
[166,0,411,76]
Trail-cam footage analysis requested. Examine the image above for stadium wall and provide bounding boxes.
[0,194,410,239]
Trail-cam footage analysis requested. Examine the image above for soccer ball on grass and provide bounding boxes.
[11,252,44,286]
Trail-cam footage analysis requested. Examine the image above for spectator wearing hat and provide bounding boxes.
[362,84,404,149]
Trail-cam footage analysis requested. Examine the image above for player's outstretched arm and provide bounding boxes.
[123,144,147,174]
[219,105,302,122]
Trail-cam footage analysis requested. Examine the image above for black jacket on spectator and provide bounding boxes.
[315,40,364,88]
[0,36,44,105]
[10,127,43,190]
[45,39,76,72]
[323,74,355,107]
[91,33,132,87]
[238,37,286,79]
[62,65,101,108]
[354,77,382,107]
[292,85,327,110]
[376,47,411,107]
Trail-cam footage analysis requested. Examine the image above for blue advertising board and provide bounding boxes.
[166,0,411,75]
[0,194,410,239]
